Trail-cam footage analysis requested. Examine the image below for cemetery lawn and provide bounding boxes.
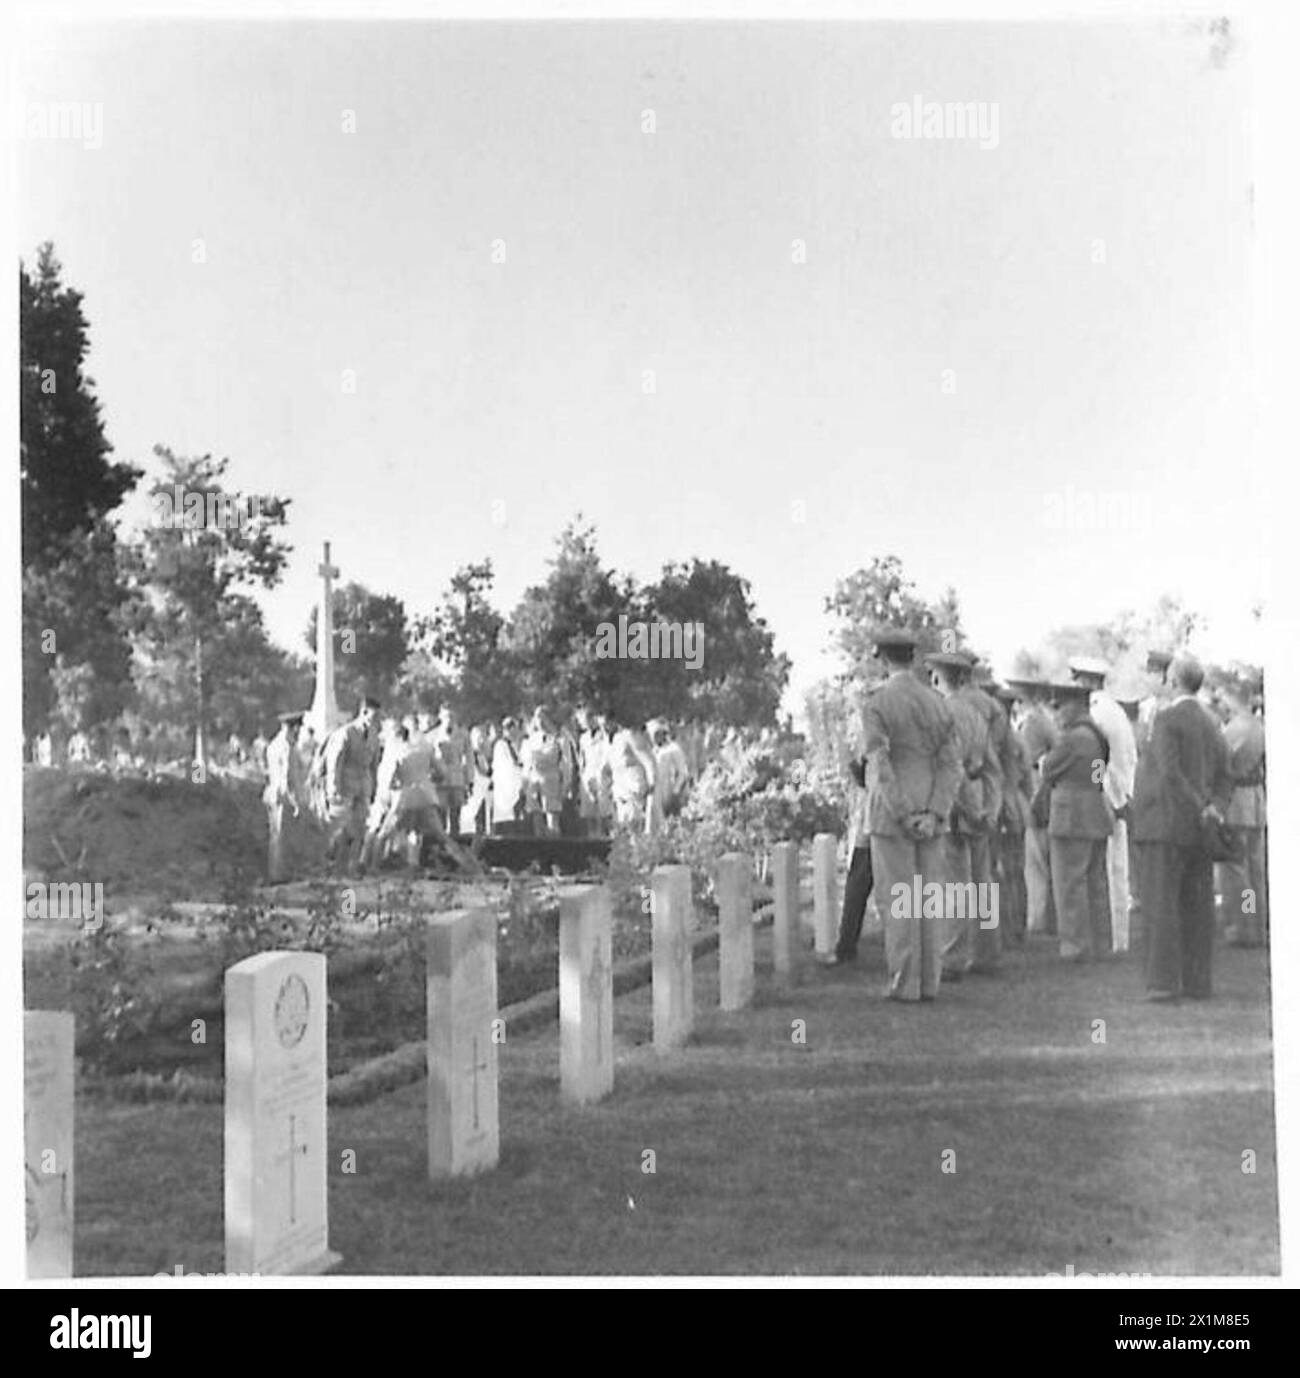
[75,932,1278,1277]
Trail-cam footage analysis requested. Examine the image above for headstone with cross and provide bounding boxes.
[307,541,345,740]
[771,840,801,985]
[559,885,613,1104]
[716,853,755,1011]
[651,864,694,1052]
[427,906,499,1178]
[812,832,839,958]
[224,951,340,1274]
[24,1011,74,1278]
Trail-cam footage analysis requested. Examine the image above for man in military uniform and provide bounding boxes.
[1069,657,1137,953]
[1217,676,1267,948]
[1041,682,1114,961]
[863,630,961,1002]
[321,696,381,875]
[1009,678,1059,937]
[927,650,1002,979]
[991,684,1033,945]
[264,710,310,883]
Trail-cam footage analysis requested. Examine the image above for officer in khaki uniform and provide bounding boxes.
[1218,677,1267,947]
[1041,682,1114,961]
[925,651,1002,979]
[862,630,962,1002]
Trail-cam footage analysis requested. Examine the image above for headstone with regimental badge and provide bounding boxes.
[559,885,614,1104]
[652,864,694,1051]
[427,906,499,1177]
[25,1011,74,1278]
[812,832,838,958]
[716,853,755,1011]
[224,951,340,1274]
[772,840,800,984]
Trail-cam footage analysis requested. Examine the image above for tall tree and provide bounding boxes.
[20,243,140,565]
[506,519,637,718]
[406,560,516,720]
[20,244,141,737]
[126,447,291,768]
[640,558,790,725]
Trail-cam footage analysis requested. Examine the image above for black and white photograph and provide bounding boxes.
[8,0,1296,1303]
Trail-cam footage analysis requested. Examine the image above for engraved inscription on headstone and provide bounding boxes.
[25,1011,74,1279]
[225,951,340,1274]
[652,864,694,1052]
[559,885,614,1104]
[427,906,500,1178]
[717,852,755,1011]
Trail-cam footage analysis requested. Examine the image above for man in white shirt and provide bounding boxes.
[1068,656,1137,952]
[649,719,690,827]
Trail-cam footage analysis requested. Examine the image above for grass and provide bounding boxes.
[72,927,1278,1276]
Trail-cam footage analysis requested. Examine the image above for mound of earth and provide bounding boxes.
[24,768,267,903]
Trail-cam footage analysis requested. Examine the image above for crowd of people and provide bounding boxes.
[831,634,1267,1005]
[260,703,764,879]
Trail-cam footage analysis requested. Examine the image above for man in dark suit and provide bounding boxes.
[1131,654,1232,999]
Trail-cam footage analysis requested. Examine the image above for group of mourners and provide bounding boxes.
[829,632,1267,1004]
[261,701,758,879]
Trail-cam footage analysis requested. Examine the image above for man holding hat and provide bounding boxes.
[861,629,961,1001]
[1041,681,1115,961]
[264,710,310,883]
[1131,654,1232,998]
[1069,655,1137,952]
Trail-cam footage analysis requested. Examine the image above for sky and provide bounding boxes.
[15,17,1260,712]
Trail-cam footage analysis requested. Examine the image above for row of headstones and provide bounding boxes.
[26,835,843,1277]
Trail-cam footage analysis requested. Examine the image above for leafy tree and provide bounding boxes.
[20,243,140,565]
[640,558,790,725]
[125,447,291,767]
[306,581,408,710]
[826,555,966,683]
[20,244,141,737]
[406,561,516,720]
[505,519,638,719]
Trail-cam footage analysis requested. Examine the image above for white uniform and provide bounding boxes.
[1089,690,1137,951]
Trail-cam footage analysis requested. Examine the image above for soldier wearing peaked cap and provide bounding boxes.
[1008,679,1059,939]
[861,629,962,1001]
[1041,682,1114,961]
[925,650,1003,978]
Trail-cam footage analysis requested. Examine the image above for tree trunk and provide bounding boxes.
[193,628,207,772]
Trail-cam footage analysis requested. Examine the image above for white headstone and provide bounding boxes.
[559,886,614,1104]
[771,841,800,984]
[812,832,839,957]
[225,951,340,1274]
[25,1011,74,1278]
[652,864,694,1051]
[427,907,499,1177]
[716,853,755,1011]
